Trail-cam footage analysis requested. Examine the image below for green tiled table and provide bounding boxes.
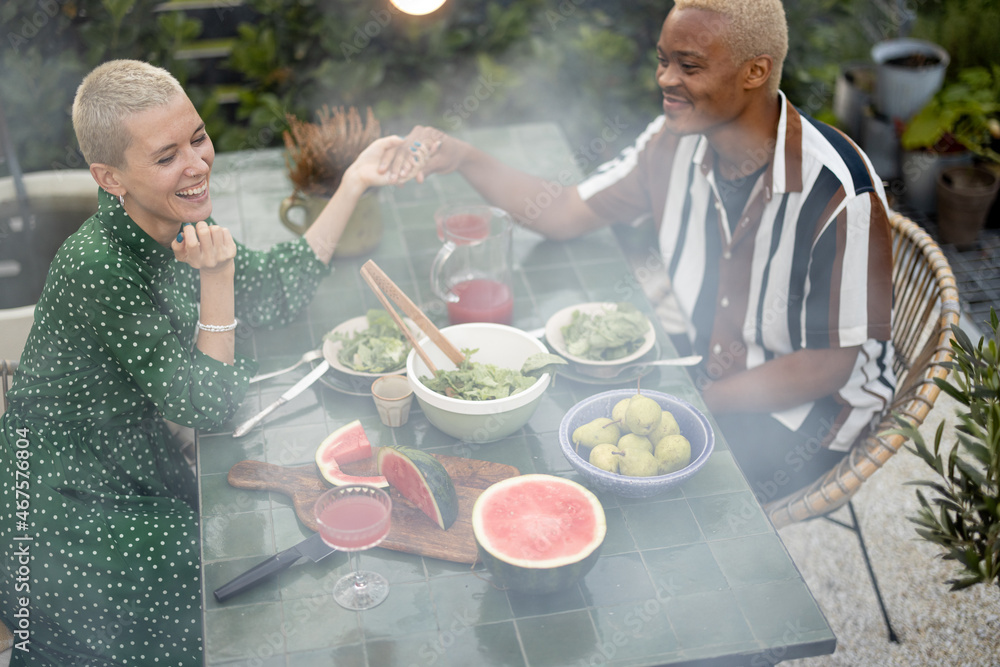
[198,123,836,666]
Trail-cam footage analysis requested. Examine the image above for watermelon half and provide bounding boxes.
[377,446,458,530]
[314,420,388,487]
[472,474,606,594]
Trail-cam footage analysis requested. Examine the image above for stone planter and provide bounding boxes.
[936,166,1000,249]
[833,63,875,141]
[861,110,899,180]
[900,148,972,218]
[871,39,949,122]
[0,170,97,309]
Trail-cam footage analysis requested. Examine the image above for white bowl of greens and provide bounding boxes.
[406,323,559,443]
[544,302,656,379]
[323,310,420,378]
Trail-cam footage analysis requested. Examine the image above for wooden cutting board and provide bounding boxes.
[226,454,519,564]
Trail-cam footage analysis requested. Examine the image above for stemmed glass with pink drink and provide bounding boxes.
[313,484,393,610]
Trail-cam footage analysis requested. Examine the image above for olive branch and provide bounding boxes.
[893,309,1000,591]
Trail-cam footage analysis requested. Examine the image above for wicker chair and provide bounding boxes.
[763,212,962,640]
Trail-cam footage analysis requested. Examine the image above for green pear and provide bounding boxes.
[618,448,659,477]
[589,443,621,473]
[572,417,622,452]
[655,435,692,475]
[649,410,681,445]
[611,398,632,432]
[624,394,662,436]
[617,433,653,455]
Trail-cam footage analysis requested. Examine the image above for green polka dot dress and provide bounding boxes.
[0,189,330,665]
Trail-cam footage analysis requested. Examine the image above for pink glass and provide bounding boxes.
[314,484,392,610]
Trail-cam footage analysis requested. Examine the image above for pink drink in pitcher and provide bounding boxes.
[446,279,514,325]
[316,493,392,551]
[436,212,490,243]
[432,205,515,325]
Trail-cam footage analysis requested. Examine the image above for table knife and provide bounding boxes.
[213,532,336,603]
[232,360,330,437]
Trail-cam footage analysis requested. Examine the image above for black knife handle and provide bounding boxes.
[213,547,304,603]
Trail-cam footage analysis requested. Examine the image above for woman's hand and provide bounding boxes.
[343,135,432,191]
[172,221,237,273]
[378,126,466,184]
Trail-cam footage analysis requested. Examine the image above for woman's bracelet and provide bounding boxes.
[197,319,238,333]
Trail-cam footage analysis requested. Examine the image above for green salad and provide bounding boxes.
[560,302,650,361]
[421,349,566,401]
[325,309,411,373]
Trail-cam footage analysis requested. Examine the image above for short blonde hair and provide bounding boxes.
[673,0,788,95]
[72,60,184,168]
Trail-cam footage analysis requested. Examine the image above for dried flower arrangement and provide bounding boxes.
[283,105,382,197]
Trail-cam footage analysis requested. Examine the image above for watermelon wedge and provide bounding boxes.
[377,446,458,530]
[315,420,388,487]
[472,474,606,593]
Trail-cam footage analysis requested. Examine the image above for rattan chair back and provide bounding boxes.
[765,213,961,528]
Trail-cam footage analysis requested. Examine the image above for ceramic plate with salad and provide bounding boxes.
[322,310,421,378]
[544,302,656,375]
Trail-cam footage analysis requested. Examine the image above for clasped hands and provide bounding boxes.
[376,126,459,185]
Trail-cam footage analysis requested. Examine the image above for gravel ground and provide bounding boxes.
[781,390,1000,666]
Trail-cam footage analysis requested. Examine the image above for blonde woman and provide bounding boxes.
[0,60,418,665]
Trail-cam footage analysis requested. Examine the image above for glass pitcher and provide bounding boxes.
[430,204,514,325]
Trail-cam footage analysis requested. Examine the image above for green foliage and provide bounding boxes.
[3,0,990,179]
[912,0,1000,76]
[0,0,202,173]
[780,0,873,119]
[896,310,1000,591]
[900,66,1000,163]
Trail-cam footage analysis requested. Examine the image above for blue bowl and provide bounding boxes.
[558,389,715,498]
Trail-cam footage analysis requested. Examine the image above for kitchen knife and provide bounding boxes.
[213,532,336,603]
[232,360,330,437]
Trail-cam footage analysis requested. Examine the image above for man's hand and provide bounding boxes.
[172,221,236,273]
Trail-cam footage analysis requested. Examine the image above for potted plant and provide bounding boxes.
[871,38,949,122]
[900,66,1000,244]
[279,105,384,258]
[896,312,1000,591]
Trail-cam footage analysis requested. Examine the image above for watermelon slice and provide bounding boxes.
[376,446,458,530]
[472,474,606,593]
[314,420,388,487]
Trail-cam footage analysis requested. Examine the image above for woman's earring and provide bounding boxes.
[119,193,125,208]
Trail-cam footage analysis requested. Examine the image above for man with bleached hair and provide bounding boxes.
[386,0,894,499]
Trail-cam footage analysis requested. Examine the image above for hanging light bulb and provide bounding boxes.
[389,0,447,16]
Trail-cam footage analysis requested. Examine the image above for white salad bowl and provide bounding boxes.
[544,302,656,379]
[406,323,551,443]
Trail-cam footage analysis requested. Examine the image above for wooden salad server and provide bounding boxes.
[359,260,466,374]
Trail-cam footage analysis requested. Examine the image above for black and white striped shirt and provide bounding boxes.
[578,93,895,451]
